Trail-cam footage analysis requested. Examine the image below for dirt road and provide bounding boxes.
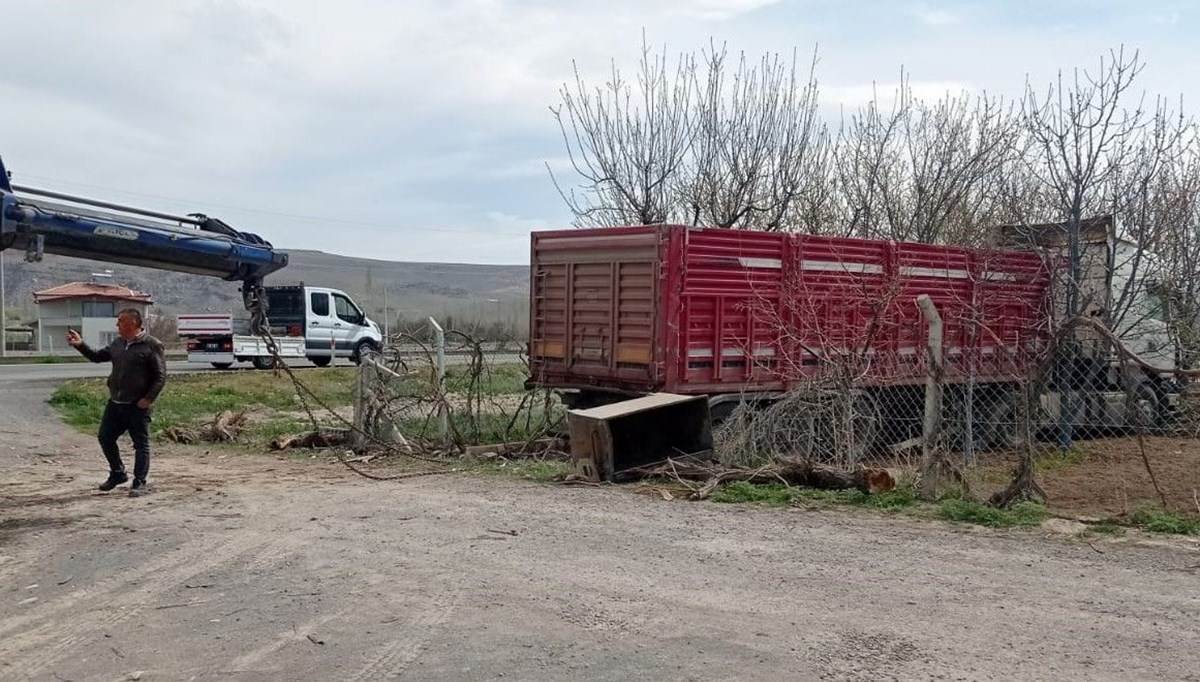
[2,378,1199,681]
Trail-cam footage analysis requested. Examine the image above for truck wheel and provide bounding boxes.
[1125,381,1164,432]
[308,355,331,368]
[252,356,278,370]
[352,341,378,365]
[210,362,232,370]
[974,389,1023,451]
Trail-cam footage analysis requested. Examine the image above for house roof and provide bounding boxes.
[33,282,154,305]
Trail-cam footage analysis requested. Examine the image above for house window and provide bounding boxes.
[99,331,120,346]
[81,301,116,317]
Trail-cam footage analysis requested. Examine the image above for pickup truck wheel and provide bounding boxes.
[252,356,278,370]
[308,355,331,368]
[210,362,232,370]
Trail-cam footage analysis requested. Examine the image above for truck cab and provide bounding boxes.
[265,285,382,367]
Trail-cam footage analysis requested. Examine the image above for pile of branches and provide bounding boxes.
[350,330,564,459]
[615,456,896,501]
[714,388,881,469]
[163,410,248,444]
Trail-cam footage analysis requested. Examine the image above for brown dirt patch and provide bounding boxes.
[977,435,1200,520]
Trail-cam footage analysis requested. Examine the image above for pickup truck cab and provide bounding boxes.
[179,284,383,369]
[264,285,383,367]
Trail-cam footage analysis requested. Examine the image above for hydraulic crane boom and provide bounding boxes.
[0,154,288,331]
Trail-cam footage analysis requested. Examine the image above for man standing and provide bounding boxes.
[67,308,167,497]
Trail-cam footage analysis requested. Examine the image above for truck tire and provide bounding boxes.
[252,355,278,370]
[1125,381,1165,432]
[210,362,233,370]
[352,340,378,365]
[973,388,1023,451]
[308,355,331,368]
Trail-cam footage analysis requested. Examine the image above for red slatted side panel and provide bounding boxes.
[674,228,788,393]
[790,235,893,383]
[972,249,1051,378]
[891,243,976,380]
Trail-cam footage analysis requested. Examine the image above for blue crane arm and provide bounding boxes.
[0,154,287,326]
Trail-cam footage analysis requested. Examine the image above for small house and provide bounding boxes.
[33,282,153,352]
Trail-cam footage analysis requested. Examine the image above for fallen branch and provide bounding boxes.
[616,457,896,500]
[270,429,352,451]
[463,438,565,458]
[164,410,248,444]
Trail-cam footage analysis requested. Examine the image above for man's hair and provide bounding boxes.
[117,308,143,328]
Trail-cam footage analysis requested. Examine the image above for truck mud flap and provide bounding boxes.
[567,393,712,482]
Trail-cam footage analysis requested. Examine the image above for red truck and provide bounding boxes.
[527,223,1178,458]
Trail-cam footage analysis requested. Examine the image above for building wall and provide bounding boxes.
[36,300,150,352]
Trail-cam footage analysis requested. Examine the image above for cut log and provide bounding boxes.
[738,461,896,494]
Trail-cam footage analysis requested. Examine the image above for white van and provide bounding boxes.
[180,284,383,369]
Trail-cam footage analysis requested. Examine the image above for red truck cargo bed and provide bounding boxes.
[529,225,1050,397]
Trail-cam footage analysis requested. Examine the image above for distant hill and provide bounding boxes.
[0,248,531,327]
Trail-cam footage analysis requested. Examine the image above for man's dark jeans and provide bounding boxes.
[98,401,152,484]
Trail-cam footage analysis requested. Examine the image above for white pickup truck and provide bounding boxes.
[179,285,383,369]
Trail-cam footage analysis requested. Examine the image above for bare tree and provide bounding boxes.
[550,38,695,226]
[1020,47,1150,318]
[834,82,906,239]
[677,45,822,230]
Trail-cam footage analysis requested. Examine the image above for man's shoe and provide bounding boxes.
[129,481,148,497]
[98,472,129,491]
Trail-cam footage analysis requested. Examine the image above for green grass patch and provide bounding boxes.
[1035,447,1087,473]
[398,406,565,446]
[711,482,919,510]
[938,499,1049,528]
[50,368,360,436]
[245,418,320,444]
[1129,507,1200,535]
[1088,522,1126,536]
[712,481,796,505]
[49,364,550,448]
[459,456,573,482]
[443,363,529,396]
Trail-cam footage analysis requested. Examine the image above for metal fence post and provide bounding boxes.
[430,316,448,440]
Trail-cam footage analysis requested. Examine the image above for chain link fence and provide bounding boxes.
[709,302,1200,520]
[351,323,565,460]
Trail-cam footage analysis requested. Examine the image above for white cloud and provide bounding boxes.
[664,0,784,20]
[1,0,1196,269]
[911,6,961,26]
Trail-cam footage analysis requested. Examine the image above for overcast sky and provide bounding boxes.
[1,1,1195,265]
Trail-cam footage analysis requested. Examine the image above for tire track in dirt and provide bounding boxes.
[0,517,247,641]
[0,530,289,680]
[220,608,355,676]
[345,582,464,682]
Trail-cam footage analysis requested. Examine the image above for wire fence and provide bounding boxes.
[351,325,566,461]
[707,305,1200,520]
